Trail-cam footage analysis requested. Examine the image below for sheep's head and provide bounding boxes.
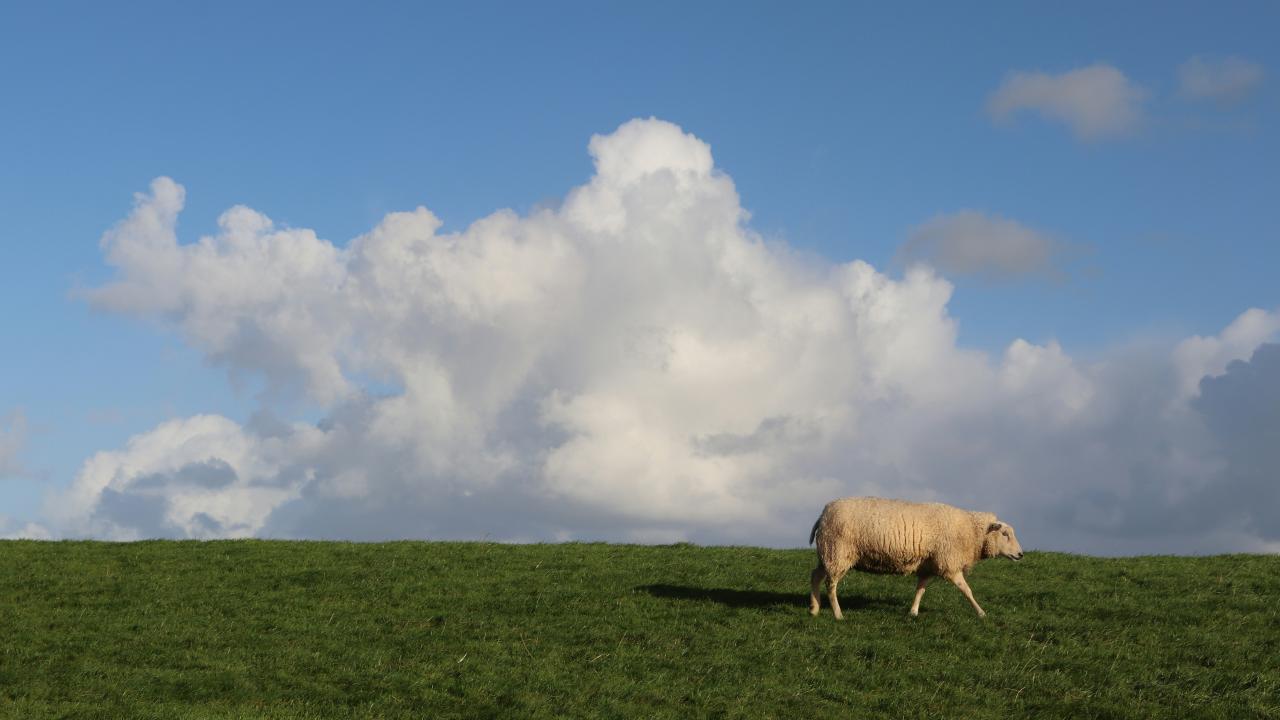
[983,521,1024,561]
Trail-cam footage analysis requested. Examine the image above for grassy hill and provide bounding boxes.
[1,541,1276,719]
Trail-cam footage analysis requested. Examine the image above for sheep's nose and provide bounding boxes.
[1015,552,1024,561]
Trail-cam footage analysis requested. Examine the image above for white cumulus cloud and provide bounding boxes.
[53,118,1280,555]
[987,63,1148,141]
[1178,55,1265,104]
[52,414,315,540]
[1172,308,1280,398]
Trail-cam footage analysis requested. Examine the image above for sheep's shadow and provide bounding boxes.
[637,584,900,612]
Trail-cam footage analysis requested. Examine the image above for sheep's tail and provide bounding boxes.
[809,515,822,545]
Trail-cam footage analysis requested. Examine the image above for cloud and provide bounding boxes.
[54,118,1280,555]
[53,414,310,540]
[91,180,351,404]
[895,211,1066,282]
[1172,307,1280,398]
[0,517,51,540]
[1178,55,1265,104]
[0,409,28,479]
[1192,344,1280,541]
[987,63,1148,141]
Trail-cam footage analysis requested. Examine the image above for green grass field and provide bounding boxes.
[1,541,1276,719]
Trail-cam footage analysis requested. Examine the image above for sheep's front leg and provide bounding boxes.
[948,571,985,617]
[909,573,931,616]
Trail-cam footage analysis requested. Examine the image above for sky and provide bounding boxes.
[1,2,1277,554]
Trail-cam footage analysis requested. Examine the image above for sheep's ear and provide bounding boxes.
[987,522,1003,533]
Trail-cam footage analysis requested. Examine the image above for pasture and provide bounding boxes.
[1,541,1276,718]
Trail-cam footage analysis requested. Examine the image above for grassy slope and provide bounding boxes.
[0,541,1277,719]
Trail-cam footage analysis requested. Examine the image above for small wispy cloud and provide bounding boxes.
[0,516,51,540]
[987,63,1148,141]
[896,211,1067,283]
[0,408,28,479]
[1178,55,1265,104]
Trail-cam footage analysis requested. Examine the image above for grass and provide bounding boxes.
[1,541,1277,719]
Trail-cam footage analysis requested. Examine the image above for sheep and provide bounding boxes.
[807,496,1023,619]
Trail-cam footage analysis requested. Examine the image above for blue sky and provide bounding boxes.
[1,2,1277,551]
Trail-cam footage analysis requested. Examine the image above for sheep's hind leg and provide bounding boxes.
[826,569,848,620]
[948,571,985,617]
[909,573,931,616]
[809,565,826,616]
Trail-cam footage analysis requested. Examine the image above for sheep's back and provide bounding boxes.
[817,497,967,575]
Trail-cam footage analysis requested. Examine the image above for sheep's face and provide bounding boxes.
[984,522,1024,561]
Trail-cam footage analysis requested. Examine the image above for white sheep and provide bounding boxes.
[808,496,1024,618]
